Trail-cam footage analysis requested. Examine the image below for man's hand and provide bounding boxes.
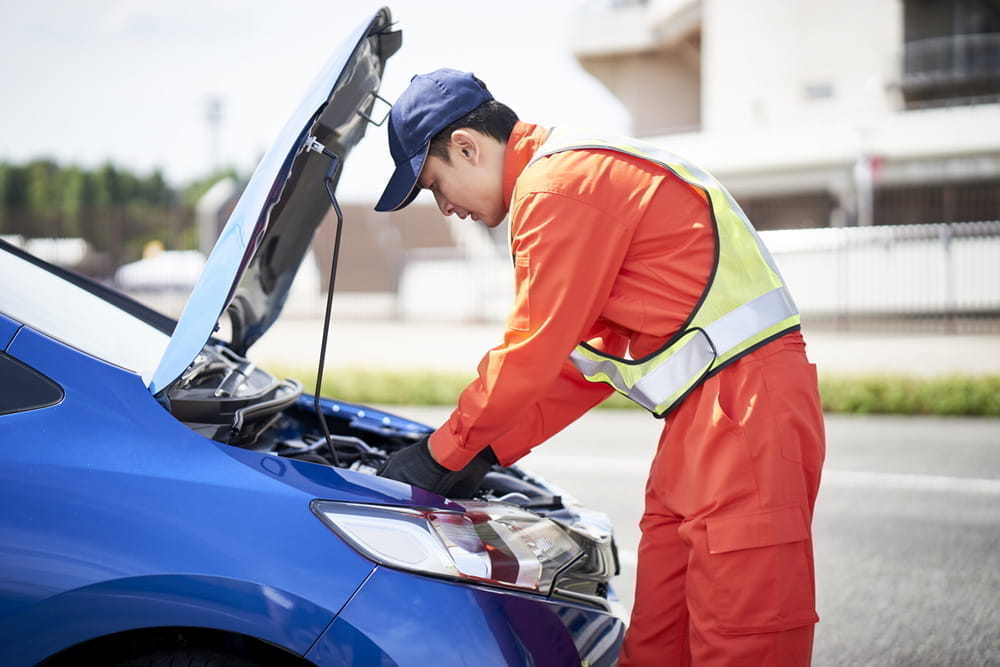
[378,436,497,498]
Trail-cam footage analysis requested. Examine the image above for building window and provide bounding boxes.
[901,0,1000,108]
[802,81,835,101]
[740,193,837,230]
[875,180,1000,225]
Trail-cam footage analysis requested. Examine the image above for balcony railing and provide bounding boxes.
[902,33,1000,91]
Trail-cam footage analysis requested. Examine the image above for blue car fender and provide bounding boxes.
[0,572,365,665]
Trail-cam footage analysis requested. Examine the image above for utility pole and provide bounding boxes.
[205,96,224,174]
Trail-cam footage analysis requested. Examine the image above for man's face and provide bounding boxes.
[417,130,506,227]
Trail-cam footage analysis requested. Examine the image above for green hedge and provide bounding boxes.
[819,374,1000,417]
[277,367,1000,417]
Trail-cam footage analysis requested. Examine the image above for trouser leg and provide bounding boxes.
[619,499,691,667]
[617,343,824,666]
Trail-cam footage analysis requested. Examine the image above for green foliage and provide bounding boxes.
[270,367,1000,417]
[818,374,1000,416]
[0,159,241,270]
[278,367,475,407]
[181,167,239,208]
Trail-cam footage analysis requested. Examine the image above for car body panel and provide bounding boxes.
[308,565,623,667]
[1,575,336,667]
[0,327,377,662]
[1,311,21,349]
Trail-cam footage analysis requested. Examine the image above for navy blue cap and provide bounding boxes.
[374,69,493,212]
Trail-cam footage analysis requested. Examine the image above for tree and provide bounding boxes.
[0,158,232,276]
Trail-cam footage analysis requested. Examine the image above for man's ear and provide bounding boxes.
[449,129,480,165]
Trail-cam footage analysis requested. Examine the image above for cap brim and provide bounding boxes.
[374,145,429,212]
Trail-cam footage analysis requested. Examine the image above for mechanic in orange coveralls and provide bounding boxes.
[376,69,825,666]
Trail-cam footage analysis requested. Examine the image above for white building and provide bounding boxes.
[570,0,1000,230]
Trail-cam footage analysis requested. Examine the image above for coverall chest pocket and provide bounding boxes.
[705,505,819,635]
[510,254,532,332]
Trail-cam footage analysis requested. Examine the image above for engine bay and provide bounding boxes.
[164,342,576,506]
[160,340,620,607]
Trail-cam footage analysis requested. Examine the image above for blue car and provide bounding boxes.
[0,8,625,666]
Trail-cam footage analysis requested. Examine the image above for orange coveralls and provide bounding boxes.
[428,122,825,665]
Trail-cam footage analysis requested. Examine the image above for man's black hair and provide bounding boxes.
[428,78,518,162]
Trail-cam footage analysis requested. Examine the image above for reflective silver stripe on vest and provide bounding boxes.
[703,286,797,356]
[568,349,627,390]
[569,286,797,411]
[630,330,714,410]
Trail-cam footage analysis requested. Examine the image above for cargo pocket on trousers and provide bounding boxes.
[705,505,819,635]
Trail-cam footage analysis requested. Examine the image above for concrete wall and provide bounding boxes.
[572,0,703,135]
[702,0,903,131]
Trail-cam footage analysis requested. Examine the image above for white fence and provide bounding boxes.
[396,221,1000,331]
[764,221,1000,330]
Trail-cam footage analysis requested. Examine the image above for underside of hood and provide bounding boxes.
[150,7,400,394]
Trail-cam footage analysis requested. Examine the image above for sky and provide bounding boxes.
[0,0,630,202]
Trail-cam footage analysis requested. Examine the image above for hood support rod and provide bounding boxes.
[306,136,346,467]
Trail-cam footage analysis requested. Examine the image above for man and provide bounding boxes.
[375,68,825,666]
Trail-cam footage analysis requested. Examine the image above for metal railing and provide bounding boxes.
[902,33,1000,89]
[762,221,1000,332]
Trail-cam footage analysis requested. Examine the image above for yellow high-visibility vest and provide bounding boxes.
[529,127,801,417]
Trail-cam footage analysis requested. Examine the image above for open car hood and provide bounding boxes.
[149,8,400,394]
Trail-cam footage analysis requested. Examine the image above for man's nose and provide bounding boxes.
[433,192,453,216]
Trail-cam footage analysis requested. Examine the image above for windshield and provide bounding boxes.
[0,246,169,385]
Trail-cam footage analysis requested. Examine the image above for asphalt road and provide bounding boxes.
[398,406,1000,666]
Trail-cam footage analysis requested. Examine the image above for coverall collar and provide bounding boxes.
[502,121,550,212]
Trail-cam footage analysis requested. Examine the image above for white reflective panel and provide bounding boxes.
[704,287,798,355]
[631,331,714,407]
[0,250,168,385]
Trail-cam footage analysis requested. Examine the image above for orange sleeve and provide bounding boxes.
[486,325,629,463]
[429,190,635,469]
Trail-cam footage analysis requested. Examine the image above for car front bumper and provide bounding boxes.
[306,565,624,666]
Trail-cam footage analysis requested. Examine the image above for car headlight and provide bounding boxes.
[311,499,584,594]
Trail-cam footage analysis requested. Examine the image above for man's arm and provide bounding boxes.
[486,327,626,463]
[377,325,624,496]
[429,189,636,469]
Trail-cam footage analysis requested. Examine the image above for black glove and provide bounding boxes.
[378,436,497,498]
